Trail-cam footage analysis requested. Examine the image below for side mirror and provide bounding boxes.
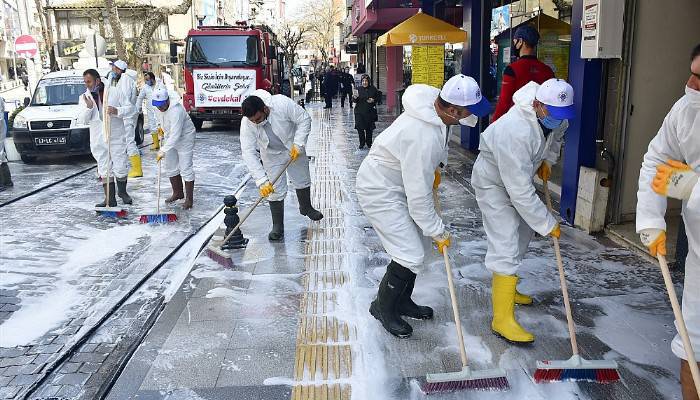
[23,97,30,107]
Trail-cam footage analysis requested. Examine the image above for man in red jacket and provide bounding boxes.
[492,24,554,122]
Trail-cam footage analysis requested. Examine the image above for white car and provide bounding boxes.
[12,70,144,163]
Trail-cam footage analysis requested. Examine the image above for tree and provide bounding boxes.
[132,0,193,68]
[34,0,58,71]
[297,0,342,64]
[275,20,309,82]
[103,0,127,61]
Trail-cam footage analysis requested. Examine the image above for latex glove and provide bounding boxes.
[433,169,441,190]
[432,232,451,254]
[156,151,164,162]
[537,161,551,182]
[639,228,666,257]
[259,181,274,198]
[290,144,302,162]
[549,223,561,239]
[156,127,165,139]
[652,160,699,200]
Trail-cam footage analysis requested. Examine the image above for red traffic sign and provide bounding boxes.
[15,35,38,59]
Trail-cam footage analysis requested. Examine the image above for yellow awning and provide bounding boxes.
[376,11,467,47]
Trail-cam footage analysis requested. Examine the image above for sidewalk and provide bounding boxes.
[108,101,683,400]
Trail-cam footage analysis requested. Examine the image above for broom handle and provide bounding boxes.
[220,157,293,244]
[156,161,161,214]
[657,254,700,393]
[542,180,579,356]
[103,85,111,204]
[433,188,469,367]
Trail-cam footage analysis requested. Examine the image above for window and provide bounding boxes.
[186,35,259,66]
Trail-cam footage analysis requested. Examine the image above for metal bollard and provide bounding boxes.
[221,195,249,250]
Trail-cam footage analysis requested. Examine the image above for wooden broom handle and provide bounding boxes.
[657,254,700,394]
[542,180,579,356]
[103,85,112,202]
[156,161,161,214]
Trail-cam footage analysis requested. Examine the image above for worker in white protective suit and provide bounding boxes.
[117,64,143,178]
[356,74,491,338]
[636,44,700,400]
[137,71,160,151]
[153,87,196,209]
[239,89,323,241]
[79,68,133,207]
[0,95,12,189]
[471,78,574,344]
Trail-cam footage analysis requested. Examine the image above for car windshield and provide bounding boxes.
[186,35,259,66]
[31,77,85,106]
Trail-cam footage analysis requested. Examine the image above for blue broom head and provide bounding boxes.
[96,209,128,218]
[139,213,178,224]
[534,368,620,383]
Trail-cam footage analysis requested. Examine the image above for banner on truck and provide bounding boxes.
[193,69,256,107]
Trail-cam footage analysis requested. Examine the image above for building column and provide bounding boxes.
[560,0,603,224]
[385,46,402,111]
[460,0,485,150]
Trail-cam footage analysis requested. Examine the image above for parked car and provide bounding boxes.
[12,70,143,163]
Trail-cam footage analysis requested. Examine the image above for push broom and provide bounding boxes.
[656,253,700,394]
[95,84,127,219]
[205,158,294,268]
[139,160,177,224]
[534,180,619,383]
[423,189,509,393]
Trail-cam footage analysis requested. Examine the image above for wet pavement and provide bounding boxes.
[101,101,685,400]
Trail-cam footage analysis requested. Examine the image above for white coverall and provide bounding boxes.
[239,92,312,202]
[121,72,139,157]
[471,81,565,276]
[636,85,700,361]
[136,84,158,133]
[355,84,447,271]
[78,84,130,179]
[159,102,196,181]
[0,96,6,162]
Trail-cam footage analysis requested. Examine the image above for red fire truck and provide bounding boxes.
[183,23,282,130]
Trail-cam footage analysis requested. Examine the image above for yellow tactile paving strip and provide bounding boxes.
[291,108,354,400]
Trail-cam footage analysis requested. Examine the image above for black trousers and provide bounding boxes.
[324,94,333,108]
[358,128,373,147]
[341,91,353,107]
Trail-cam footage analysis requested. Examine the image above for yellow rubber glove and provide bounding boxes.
[290,144,301,162]
[537,161,551,182]
[156,151,164,162]
[432,232,451,254]
[652,160,699,200]
[433,169,441,190]
[156,127,165,139]
[549,223,561,239]
[259,181,274,198]
[639,228,666,257]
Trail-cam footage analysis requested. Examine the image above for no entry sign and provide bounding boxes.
[15,35,38,59]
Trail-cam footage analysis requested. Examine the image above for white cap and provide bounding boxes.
[151,86,169,107]
[111,59,128,71]
[439,74,491,117]
[250,89,272,106]
[535,78,575,120]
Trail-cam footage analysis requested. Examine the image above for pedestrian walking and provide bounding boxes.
[79,68,132,207]
[353,74,379,149]
[356,74,491,338]
[471,78,574,344]
[636,44,700,400]
[153,87,197,210]
[137,71,160,150]
[340,67,355,108]
[240,89,323,241]
[323,66,339,109]
[491,24,554,122]
[0,95,13,190]
[116,62,143,178]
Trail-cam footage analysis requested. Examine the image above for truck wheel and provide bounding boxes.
[192,118,204,131]
[134,115,145,145]
[20,154,36,163]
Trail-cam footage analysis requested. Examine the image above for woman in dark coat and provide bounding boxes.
[353,74,379,149]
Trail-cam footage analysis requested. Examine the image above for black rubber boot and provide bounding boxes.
[96,182,117,207]
[296,187,323,221]
[392,263,434,320]
[369,261,413,338]
[268,200,284,241]
[0,163,13,187]
[116,178,133,205]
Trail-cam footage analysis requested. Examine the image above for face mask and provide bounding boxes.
[539,115,564,130]
[146,79,154,86]
[459,114,478,127]
[89,82,100,93]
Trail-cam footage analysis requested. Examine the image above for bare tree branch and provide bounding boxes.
[295,0,341,64]
[103,0,127,60]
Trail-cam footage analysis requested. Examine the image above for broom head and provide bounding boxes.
[205,245,233,268]
[423,366,509,394]
[139,213,178,224]
[95,207,128,218]
[534,355,620,383]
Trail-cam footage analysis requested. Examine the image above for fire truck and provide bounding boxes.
[183,23,283,130]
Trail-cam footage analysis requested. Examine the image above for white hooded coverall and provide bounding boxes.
[471,81,565,276]
[355,84,447,271]
[78,83,130,179]
[239,91,312,202]
[121,71,139,157]
[137,84,158,133]
[636,85,700,361]
[159,102,196,181]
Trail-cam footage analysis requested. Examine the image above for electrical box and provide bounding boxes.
[580,0,624,59]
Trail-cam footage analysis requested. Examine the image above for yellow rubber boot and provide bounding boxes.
[515,289,533,305]
[150,132,160,150]
[491,273,535,343]
[128,154,143,178]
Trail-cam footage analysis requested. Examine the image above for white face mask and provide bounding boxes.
[459,114,478,127]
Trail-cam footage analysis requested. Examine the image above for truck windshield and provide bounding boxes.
[31,77,85,106]
[186,35,259,66]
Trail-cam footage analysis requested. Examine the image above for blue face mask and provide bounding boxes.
[146,79,154,86]
[539,115,564,130]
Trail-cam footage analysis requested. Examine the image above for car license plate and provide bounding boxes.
[212,109,232,114]
[35,137,66,145]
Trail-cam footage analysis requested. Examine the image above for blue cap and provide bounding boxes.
[514,24,540,46]
[466,96,491,118]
